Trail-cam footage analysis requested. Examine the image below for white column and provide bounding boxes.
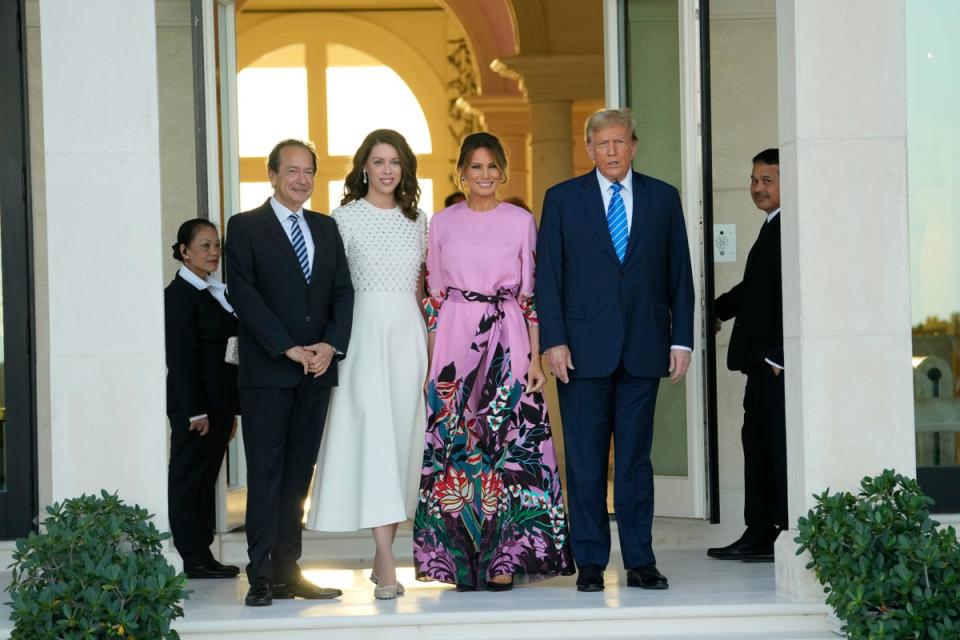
[38,2,169,526]
[491,54,603,215]
[775,0,915,599]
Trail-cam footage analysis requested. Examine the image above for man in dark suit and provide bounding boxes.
[536,108,695,592]
[226,139,354,606]
[707,148,785,563]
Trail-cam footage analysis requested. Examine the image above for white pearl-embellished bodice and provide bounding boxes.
[331,198,427,293]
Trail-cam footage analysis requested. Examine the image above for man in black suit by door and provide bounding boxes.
[708,148,786,563]
[226,139,354,606]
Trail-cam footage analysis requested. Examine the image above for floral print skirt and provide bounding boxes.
[413,288,575,588]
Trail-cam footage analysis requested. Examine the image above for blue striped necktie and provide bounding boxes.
[287,214,311,283]
[607,182,628,262]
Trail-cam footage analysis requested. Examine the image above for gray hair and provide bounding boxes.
[584,108,638,143]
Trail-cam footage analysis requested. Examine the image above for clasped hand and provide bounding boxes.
[285,343,335,377]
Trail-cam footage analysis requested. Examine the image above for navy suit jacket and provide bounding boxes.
[536,170,695,379]
[225,200,354,389]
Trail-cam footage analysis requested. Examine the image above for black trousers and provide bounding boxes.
[168,409,234,562]
[557,362,661,569]
[240,378,330,583]
[741,364,788,544]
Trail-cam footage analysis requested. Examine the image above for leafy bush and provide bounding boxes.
[796,469,960,639]
[5,491,188,639]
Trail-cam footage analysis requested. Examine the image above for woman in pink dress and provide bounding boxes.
[414,132,574,591]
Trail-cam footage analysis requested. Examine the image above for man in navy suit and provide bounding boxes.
[226,139,354,606]
[536,109,695,592]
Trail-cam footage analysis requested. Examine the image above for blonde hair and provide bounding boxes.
[584,108,638,143]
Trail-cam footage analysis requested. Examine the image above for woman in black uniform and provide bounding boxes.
[164,218,240,579]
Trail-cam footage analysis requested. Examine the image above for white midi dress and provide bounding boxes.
[307,198,428,531]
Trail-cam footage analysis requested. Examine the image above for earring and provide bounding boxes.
[363,170,368,184]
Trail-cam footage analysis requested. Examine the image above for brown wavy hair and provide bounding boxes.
[341,129,421,221]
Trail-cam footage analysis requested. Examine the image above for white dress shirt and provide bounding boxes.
[177,265,235,316]
[595,168,691,353]
[270,196,315,273]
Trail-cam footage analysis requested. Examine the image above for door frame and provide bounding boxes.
[0,0,38,539]
[603,0,718,521]
[194,0,246,533]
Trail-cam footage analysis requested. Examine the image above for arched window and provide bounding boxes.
[325,44,431,155]
[237,42,435,214]
[237,44,310,210]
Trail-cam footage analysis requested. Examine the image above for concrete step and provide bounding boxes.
[1,550,836,640]
[169,601,834,640]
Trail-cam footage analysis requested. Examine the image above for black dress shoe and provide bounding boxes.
[576,563,605,592]
[740,548,775,563]
[184,558,240,579]
[707,538,773,561]
[206,558,241,575]
[626,564,668,590]
[272,577,342,600]
[245,577,273,607]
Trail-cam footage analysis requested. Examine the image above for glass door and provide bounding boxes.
[195,0,245,532]
[0,0,36,539]
[606,0,711,519]
[907,0,960,513]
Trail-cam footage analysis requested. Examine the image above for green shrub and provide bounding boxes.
[796,469,960,639]
[5,490,188,639]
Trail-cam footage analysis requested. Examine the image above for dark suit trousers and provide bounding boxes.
[240,379,330,583]
[557,364,660,569]
[168,409,234,562]
[741,364,788,543]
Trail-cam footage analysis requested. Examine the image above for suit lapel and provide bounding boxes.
[176,275,232,319]
[743,216,775,277]
[256,200,309,283]
[624,171,648,263]
[579,173,620,263]
[197,287,237,320]
[197,287,222,312]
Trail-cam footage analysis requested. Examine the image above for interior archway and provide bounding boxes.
[236,11,451,212]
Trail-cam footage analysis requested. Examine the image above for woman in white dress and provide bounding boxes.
[307,129,427,599]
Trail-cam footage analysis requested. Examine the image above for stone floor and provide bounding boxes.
[1,549,836,639]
